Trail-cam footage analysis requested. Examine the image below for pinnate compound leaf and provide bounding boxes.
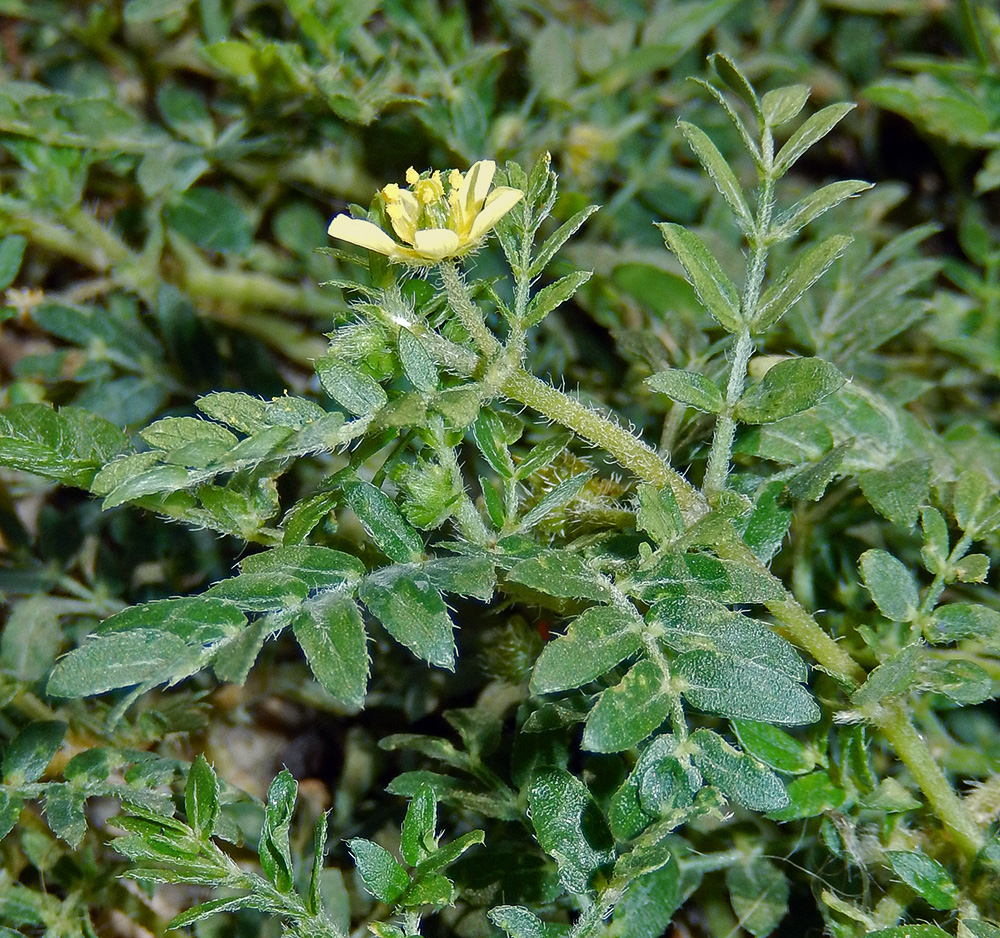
[348,838,410,905]
[773,103,855,177]
[860,549,919,622]
[658,223,742,332]
[646,368,725,414]
[676,651,819,725]
[292,597,369,709]
[360,566,455,669]
[343,478,423,563]
[691,729,788,811]
[753,236,852,331]
[726,859,789,937]
[530,605,642,694]
[736,358,844,424]
[528,768,614,894]
[47,629,201,697]
[582,658,672,753]
[866,929,950,938]
[884,850,958,910]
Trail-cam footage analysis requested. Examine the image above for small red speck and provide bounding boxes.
[536,620,550,641]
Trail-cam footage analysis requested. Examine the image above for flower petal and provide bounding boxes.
[327,215,399,255]
[469,187,523,241]
[412,228,461,261]
[470,159,496,207]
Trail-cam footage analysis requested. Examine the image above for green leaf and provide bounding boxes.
[962,924,1000,938]
[292,598,369,709]
[922,657,992,706]
[140,416,238,451]
[413,828,485,874]
[711,54,760,112]
[927,603,1000,645]
[650,597,806,681]
[43,786,87,848]
[343,478,423,563]
[360,566,455,669]
[954,469,1000,535]
[490,906,565,938]
[166,187,252,253]
[678,121,753,232]
[397,329,438,393]
[260,770,297,893]
[646,368,725,414]
[204,572,309,612]
[761,85,809,126]
[530,605,642,694]
[859,459,930,528]
[773,103,855,177]
[676,651,819,725]
[0,234,27,291]
[507,550,612,602]
[473,410,515,478]
[518,472,594,531]
[403,871,454,907]
[348,838,410,905]
[866,929,950,938]
[636,483,684,545]
[753,236,852,331]
[691,729,789,811]
[168,897,265,930]
[196,391,268,434]
[852,643,923,708]
[423,555,496,602]
[0,597,63,683]
[726,859,789,937]
[529,205,600,278]
[185,755,219,840]
[0,791,24,840]
[47,629,201,697]
[732,720,812,774]
[241,546,365,590]
[613,859,682,938]
[658,223,742,332]
[772,180,872,240]
[736,358,844,424]
[767,771,846,820]
[212,618,269,685]
[954,554,991,583]
[2,721,66,784]
[860,549,919,622]
[581,658,673,753]
[307,814,330,916]
[884,850,958,910]
[317,358,387,417]
[528,768,614,893]
[98,597,246,643]
[401,786,437,866]
[523,270,592,328]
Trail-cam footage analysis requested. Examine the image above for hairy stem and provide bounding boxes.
[875,703,984,858]
[439,260,500,358]
[703,328,753,496]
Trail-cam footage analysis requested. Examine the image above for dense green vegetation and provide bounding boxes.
[1,2,999,937]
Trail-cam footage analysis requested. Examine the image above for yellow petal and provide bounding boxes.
[469,187,523,241]
[327,215,399,255]
[470,159,496,207]
[412,228,461,261]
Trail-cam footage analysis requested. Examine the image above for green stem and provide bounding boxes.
[429,418,491,547]
[439,260,500,357]
[703,328,752,496]
[501,367,705,521]
[875,703,984,858]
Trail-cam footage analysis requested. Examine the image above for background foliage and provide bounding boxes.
[1,2,1000,938]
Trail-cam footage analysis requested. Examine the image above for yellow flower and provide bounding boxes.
[327,159,523,266]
